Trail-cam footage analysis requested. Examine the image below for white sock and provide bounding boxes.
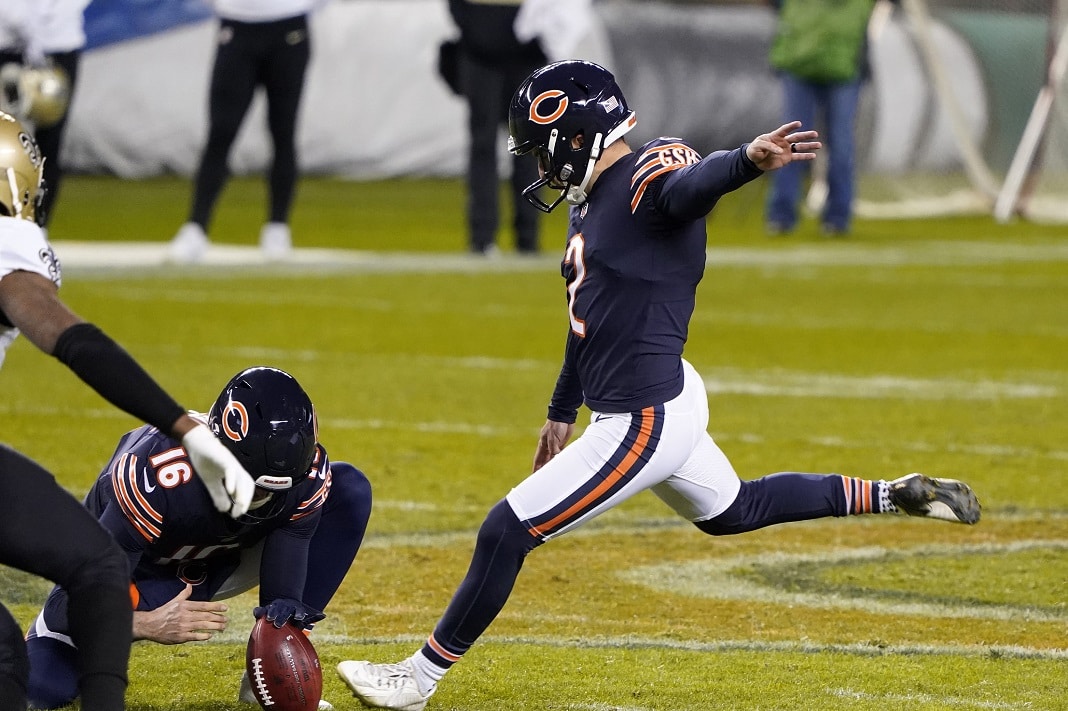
[879,480,897,513]
[408,651,447,695]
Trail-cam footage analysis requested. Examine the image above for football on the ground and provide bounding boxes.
[245,617,323,711]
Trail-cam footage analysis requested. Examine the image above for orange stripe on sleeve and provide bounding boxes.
[630,165,680,213]
[112,456,160,541]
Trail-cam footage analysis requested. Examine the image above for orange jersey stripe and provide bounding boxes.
[629,143,698,213]
[631,164,680,213]
[112,454,162,541]
[127,464,163,526]
[633,142,693,172]
[291,469,331,521]
[121,452,163,528]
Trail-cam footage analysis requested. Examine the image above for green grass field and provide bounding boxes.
[4,175,1067,710]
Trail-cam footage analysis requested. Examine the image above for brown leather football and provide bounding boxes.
[245,617,323,711]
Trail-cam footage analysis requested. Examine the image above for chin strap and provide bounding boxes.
[564,112,636,206]
[4,168,23,218]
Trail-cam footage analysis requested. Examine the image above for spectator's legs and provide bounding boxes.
[261,15,310,225]
[503,61,541,253]
[766,73,819,233]
[461,55,507,254]
[822,78,862,233]
[189,21,259,230]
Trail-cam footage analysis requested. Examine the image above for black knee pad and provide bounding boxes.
[477,500,543,558]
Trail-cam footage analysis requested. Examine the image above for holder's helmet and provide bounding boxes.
[508,60,636,212]
[208,367,317,499]
[0,111,46,224]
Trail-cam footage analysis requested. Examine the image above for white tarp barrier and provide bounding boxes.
[62,0,982,180]
[64,0,613,178]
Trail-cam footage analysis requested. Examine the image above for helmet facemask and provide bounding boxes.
[510,129,605,213]
[242,485,292,522]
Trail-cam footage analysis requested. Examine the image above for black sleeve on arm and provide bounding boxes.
[547,375,581,424]
[52,322,186,434]
[546,333,583,424]
[656,145,764,222]
[259,519,319,605]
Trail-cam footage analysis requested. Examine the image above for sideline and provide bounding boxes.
[51,240,560,276]
[51,239,1068,276]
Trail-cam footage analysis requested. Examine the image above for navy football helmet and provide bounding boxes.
[508,60,636,212]
[207,367,317,499]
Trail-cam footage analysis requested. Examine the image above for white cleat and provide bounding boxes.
[888,473,981,524]
[337,660,435,711]
[169,222,210,264]
[259,222,293,260]
[238,669,334,710]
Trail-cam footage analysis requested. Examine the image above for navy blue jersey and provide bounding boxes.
[84,419,331,606]
[547,138,763,420]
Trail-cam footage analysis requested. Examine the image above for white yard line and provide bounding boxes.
[700,370,1060,400]
[3,404,1067,464]
[569,705,656,711]
[357,515,1068,551]
[148,349,1066,402]
[51,240,1068,275]
[828,688,1034,709]
[267,630,1068,663]
[52,241,560,275]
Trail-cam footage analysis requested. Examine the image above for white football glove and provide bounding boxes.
[181,423,256,518]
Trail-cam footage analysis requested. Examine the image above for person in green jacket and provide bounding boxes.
[765,0,881,236]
